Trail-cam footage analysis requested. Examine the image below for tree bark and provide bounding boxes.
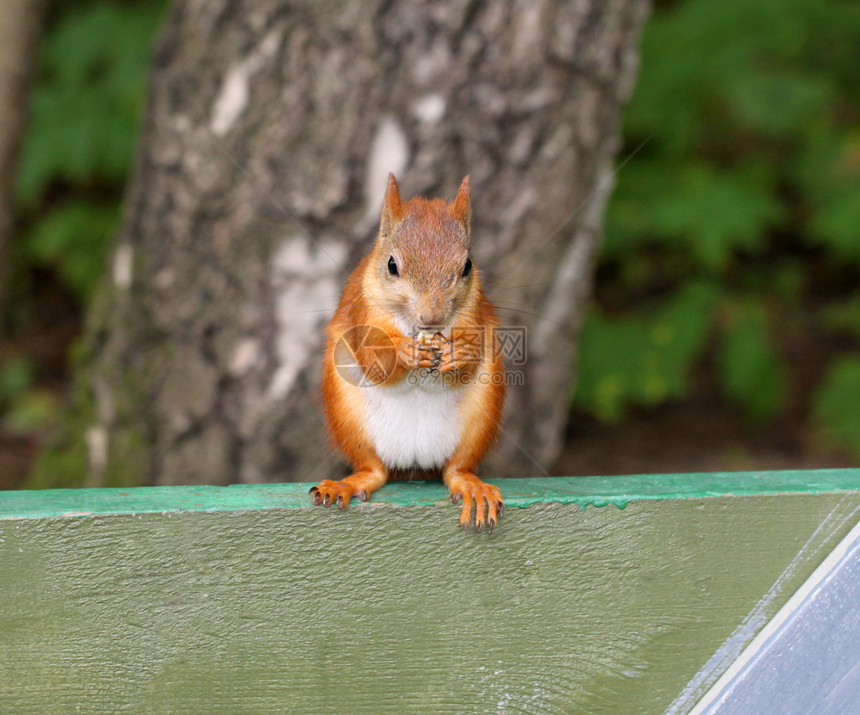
[54,0,649,487]
[0,0,45,333]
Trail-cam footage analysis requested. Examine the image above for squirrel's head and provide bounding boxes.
[370,174,476,335]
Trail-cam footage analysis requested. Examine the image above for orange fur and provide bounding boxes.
[312,175,506,530]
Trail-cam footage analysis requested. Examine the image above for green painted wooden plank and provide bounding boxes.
[1,491,858,714]
[2,468,860,519]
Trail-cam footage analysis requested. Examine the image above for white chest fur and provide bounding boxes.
[361,373,465,470]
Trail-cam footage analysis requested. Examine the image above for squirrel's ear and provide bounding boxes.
[450,175,471,227]
[380,173,403,237]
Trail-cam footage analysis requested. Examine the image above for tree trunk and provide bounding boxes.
[0,0,45,333]
[47,0,649,487]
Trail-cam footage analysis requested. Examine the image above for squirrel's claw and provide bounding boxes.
[309,480,357,509]
[447,474,503,532]
[397,337,441,371]
[308,486,323,506]
[436,341,481,375]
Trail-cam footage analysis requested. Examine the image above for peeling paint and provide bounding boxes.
[211,65,250,137]
[85,425,108,476]
[113,244,133,289]
[268,236,345,400]
[230,338,262,377]
[365,117,409,222]
[210,29,282,137]
[413,93,446,123]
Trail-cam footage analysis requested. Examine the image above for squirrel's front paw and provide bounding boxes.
[396,335,441,371]
[446,473,504,532]
[309,480,368,509]
[437,339,482,375]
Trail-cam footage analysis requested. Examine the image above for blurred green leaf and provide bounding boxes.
[605,161,784,270]
[23,202,119,299]
[575,282,720,422]
[821,298,860,336]
[813,357,860,457]
[792,130,860,260]
[17,1,164,204]
[718,303,785,420]
[724,71,834,138]
[4,390,62,435]
[0,358,35,403]
[808,189,860,261]
[623,0,849,150]
[654,165,783,270]
[592,0,860,428]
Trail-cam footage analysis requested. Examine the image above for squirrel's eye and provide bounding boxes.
[387,256,399,276]
[462,257,472,277]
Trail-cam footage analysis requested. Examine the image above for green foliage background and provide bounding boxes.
[17,0,165,298]
[577,0,860,456]
[1,0,165,438]
[2,0,859,467]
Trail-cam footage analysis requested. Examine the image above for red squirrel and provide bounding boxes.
[310,174,506,531]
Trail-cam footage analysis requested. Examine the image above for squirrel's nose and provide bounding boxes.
[418,310,447,328]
